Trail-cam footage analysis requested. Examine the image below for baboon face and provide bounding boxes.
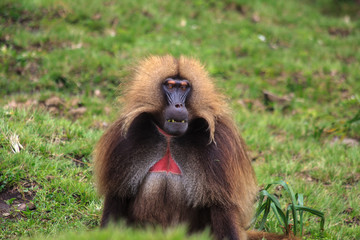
[161,78,191,136]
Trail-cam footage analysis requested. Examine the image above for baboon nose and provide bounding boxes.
[175,103,183,108]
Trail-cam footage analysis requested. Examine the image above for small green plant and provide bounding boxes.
[4,197,16,205]
[252,180,325,237]
[0,172,15,192]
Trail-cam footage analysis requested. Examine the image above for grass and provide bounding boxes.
[253,180,325,237]
[0,0,359,239]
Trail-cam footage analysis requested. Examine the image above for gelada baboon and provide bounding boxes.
[95,56,292,240]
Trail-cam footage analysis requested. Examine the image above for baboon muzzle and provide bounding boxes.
[163,103,189,136]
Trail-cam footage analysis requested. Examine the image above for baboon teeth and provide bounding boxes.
[167,119,186,123]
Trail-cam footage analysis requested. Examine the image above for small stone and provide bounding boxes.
[28,202,36,210]
[94,89,102,97]
[17,202,36,211]
[17,203,27,211]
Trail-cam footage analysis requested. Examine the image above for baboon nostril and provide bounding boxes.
[175,103,182,108]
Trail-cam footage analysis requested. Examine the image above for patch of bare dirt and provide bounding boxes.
[4,99,38,109]
[336,55,356,65]
[224,2,247,15]
[330,136,359,147]
[298,171,320,183]
[30,39,69,52]
[66,154,91,167]
[232,46,248,58]
[313,70,347,85]
[4,96,87,119]
[267,124,288,143]
[68,107,87,118]
[1,54,41,81]
[342,173,360,189]
[237,98,266,112]
[289,72,308,87]
[328,27,351,37]
[250,150,266,163]
[0,181,37,220]
[41,96,65,115]
[251,12,260,23]
[0,35,24,52]
[297,171,331,186]
[263,90,293,110]
[344,216,360,226]
[0,3,41,26]
[342,207,354,215]
[91,121,109,130]
[43,96,87,119]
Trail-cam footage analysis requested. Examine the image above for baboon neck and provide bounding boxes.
[149,126,182,175]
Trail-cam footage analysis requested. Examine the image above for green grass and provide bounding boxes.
[26,224,211,240]
[1,0,359,239]
[253,180,325,237]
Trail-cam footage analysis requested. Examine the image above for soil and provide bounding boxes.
[344,216,360,226]
[0,183,36,220]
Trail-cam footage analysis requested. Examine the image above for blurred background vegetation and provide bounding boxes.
[0,0,359,239]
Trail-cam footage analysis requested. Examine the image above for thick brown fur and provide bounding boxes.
[94,55,295,240]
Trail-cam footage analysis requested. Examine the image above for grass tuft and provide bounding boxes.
[253,180,325,237]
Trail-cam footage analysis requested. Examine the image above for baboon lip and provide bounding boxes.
[156,125,173,137]
[162,120,188,137]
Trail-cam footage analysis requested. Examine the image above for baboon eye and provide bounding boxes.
[166,80,176,89]
[180,81,188,91]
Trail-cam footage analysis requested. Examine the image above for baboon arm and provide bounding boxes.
[100,195,130,227]
[210,206,247,240]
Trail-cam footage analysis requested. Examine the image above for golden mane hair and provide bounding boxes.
[120,55,228,142]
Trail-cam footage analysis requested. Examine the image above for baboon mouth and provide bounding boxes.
[163,104,189,136]
[163,119,188,136]
[166,119,187,123]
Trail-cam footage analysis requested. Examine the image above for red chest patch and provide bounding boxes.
[149,127,182,175]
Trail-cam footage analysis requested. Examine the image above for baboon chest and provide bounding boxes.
[131,173,190,226]
[127,125,205,226]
